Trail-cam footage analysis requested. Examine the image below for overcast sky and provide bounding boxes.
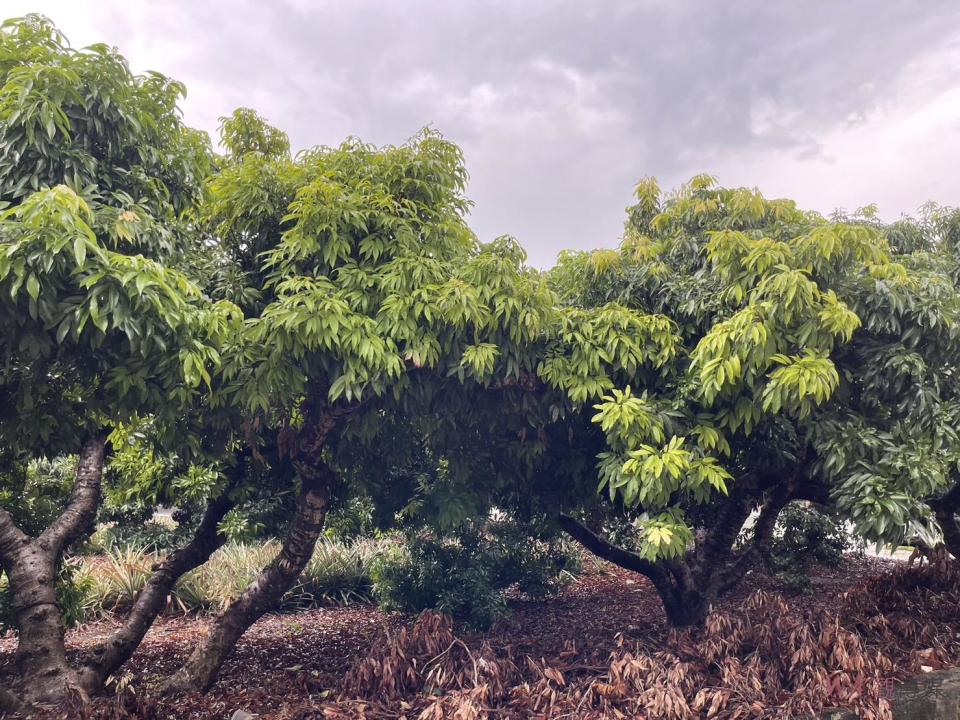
[6,1,960,266]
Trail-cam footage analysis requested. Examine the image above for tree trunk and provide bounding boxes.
[559,513,711,626]
[559,484,793,628]
[161,461,334,694]
[661,586,710,627]
[78,483,238,694]
[0,435,106,709]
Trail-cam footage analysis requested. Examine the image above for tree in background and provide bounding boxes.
[823,203,960,558]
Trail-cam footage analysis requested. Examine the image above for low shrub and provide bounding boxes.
[371,522,578,629]
[90,545,155,614]
[768,503,859,592]
[91,517,183,555]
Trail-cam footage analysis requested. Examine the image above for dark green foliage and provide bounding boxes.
[371,523,578,629]
[767,503,856,593]
[0,456,75,536]
[323,495,379,541]
[93,515,181,554]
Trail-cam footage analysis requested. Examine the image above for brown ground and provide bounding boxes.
[0,556,902,719]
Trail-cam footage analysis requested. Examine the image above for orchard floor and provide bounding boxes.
[0,555,942,719]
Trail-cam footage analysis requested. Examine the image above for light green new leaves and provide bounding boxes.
[636,510,694,561]
[458,343,500,381]
[689,304,771,405]
[761,351,839,419]
[538,304,679,404]
[595,421,732,515]
[1,183,237,425]
[591,386,665,447]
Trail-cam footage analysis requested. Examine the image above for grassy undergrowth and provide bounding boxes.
[0,538,387,629]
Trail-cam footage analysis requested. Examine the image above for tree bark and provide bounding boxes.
[78,482,238,694]
[559,481,795,628]
[558,513,708,626]
[708,484,794,597]
[161,459,334,694]
[41,435,109,556]
[0,435,107,708]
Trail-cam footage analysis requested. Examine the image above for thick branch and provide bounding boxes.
[0,508,28,566]
[79,482,238,694]
[559,514,713,625]
[40,434,108,555]
[711,486,793,596]
[161,463,333,694]
[558,514,660,576]
[694,487,755,577]
[557,513,685,597]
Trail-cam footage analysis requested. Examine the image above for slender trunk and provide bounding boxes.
[161,462,333,694]
[0,435,106,708]
[78,485,237,694]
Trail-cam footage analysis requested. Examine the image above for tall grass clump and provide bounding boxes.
[0,538,387,629]
[167,538,386,614]
[87,545,155,614]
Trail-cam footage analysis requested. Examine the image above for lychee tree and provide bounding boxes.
[548,175,938,625]
[158,108,682,692]
[0,15,241,709]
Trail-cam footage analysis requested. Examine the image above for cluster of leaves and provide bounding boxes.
[0,455,75,535]
[0,15,240,479]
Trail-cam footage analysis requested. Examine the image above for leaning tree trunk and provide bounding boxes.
[0,435,107,709]
[78,482,238,694]
[559,513,712,626]
[559,482,795,627]
[161,458,334,694]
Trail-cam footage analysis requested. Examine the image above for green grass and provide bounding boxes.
[0,538,389,628]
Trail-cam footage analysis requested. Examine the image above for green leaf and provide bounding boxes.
[73,236,86,267]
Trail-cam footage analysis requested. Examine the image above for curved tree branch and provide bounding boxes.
[78,470,240,694]
[711,485,793,597]
[40,434,108,555]
[0,508,28,567]
[161,469,331,694]
[558,514,660,576]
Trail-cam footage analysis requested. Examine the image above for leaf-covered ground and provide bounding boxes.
[3,555,956,719]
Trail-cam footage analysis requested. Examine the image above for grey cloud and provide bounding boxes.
[10,0,960,264]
